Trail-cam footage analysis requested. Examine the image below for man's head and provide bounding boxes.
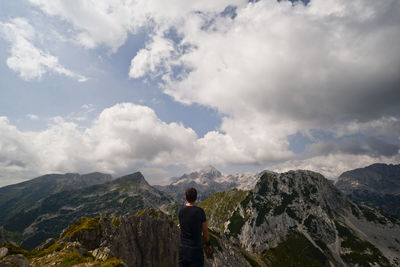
[185,187,197,203]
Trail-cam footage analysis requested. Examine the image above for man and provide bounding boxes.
[178,188,212,267]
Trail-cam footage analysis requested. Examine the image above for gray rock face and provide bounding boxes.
[0,248,7,259]
[203,233,255,267]
[227,170,348,251]
[0,254,29,267]
[61,209,180,267]
[335,163,400,216]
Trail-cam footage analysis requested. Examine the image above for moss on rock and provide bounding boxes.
[199,189,249,231]
[61,217,101,239]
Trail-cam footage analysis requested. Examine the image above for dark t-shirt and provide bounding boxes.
[178,205,206,248]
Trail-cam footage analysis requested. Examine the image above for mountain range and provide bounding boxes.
[0,172,112,227]
[335,163,400,216]
[1,164,400,266]
[155,165,261,203]
[0,172,176,250]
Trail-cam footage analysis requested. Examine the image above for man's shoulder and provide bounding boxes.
[179,205,205,213]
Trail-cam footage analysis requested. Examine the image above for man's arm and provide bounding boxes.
[202,221,212,254]
[202,221,210,243]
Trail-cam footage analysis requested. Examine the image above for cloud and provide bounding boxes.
[129,35,175,79]
[0,18,87,82]
[333,117,400,139]
[1,102,398,187]
[29,0,246,52]
[272,153,400,179]
[365,137,399,157]
[27,114,39,121]
[0,103,199,185]
[7,0,398,183]
[155,0,400,123]
[0,117,40,186]
[128,0,400,167]
[307,137,399,157]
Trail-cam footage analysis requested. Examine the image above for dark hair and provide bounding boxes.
[185,187,197,203]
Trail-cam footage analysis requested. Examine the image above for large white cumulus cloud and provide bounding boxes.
[0,103,198,186]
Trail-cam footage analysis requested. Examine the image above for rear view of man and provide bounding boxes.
[178,188,212,267]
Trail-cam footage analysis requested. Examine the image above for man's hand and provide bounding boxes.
[202,221,213,256]
[205,244,213,256]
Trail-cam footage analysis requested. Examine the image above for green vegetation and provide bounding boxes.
[262,231,330,266]
[3,240,66,259]
[273,191,298,216]
[257,174,272,196]
[209,230,222,252]
[359,206,386,224]
[334,220,391,266]
[112,217,121,227]
[136,208,166,219]
[3,242,30,257]
[301,184,318,204]
[228,210,245,237]
[199,189,249,231]
[99,257,125,267]
[60,251,90,266]
[241,251,261,267]
[304,214,317,234]
[61,217,101,239]
[60,252,124,267]
[286,207,300,222]
[30,242,65,258]
[349,202,361,218]
[254,201,271,227]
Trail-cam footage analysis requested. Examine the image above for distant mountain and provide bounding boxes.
[335,163,400,216]
[0,172,177,250]
[155,166,261,203]
[199,170,400,266]
[0,172,112,226]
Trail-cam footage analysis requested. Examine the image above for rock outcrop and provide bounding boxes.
[1,209,180,267]
[56,208,179,267]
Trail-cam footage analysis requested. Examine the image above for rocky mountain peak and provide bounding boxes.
[114,172,149,186]
[255,170,347,212]
[198,165,222,178]
[179,165,222,181]
[157,167,260,203]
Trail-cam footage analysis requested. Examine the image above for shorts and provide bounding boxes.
[178,246,204,267]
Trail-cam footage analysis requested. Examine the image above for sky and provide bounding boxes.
[0,0,399,187]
